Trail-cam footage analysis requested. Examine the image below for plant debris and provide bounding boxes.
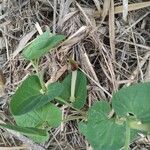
[0,0,150,149]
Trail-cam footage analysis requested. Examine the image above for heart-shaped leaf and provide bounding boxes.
[10,75,63,115]
[59,71,87,109]
[79,101,137,150]
[14,103,62,128]
[23,31,65,60]
[112,82,150,123]
[0,123,48,143]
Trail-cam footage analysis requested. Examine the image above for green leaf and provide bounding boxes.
[23,31,65,60]
[73,71,87,109]
[14,103,62,128]
[0,124,48,143]
[79,101,137,150]
[47,82,64,100]
[10,75,64,115]
[10,75,43,115]
[59,73,71,102]
[59,71,87,109]
[78,122,88,137]
[112,82,150,123]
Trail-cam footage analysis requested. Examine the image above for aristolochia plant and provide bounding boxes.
[79,83,150,150]
[0,30,149,150]
[0,30,87,143]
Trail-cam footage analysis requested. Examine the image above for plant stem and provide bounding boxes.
[62,116,86,123]
[129,120,150,132]
[55,97,87,116]
[70,70,77,102]
[124,119,130,150]
[47,115,86,132]
[31,60,47,92]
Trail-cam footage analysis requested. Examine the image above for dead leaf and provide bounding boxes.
[0,70,6,97]
[12,30,37,58]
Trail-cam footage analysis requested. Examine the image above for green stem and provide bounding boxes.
[129,120,150,132]
[31,60,47,92]
[125,120,130,150]
[55,96,87,116]
[70,70,77,102]
[46,115,86,131]
[62,116,86,123]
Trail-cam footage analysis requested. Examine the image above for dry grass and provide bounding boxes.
[0,0,150,149]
